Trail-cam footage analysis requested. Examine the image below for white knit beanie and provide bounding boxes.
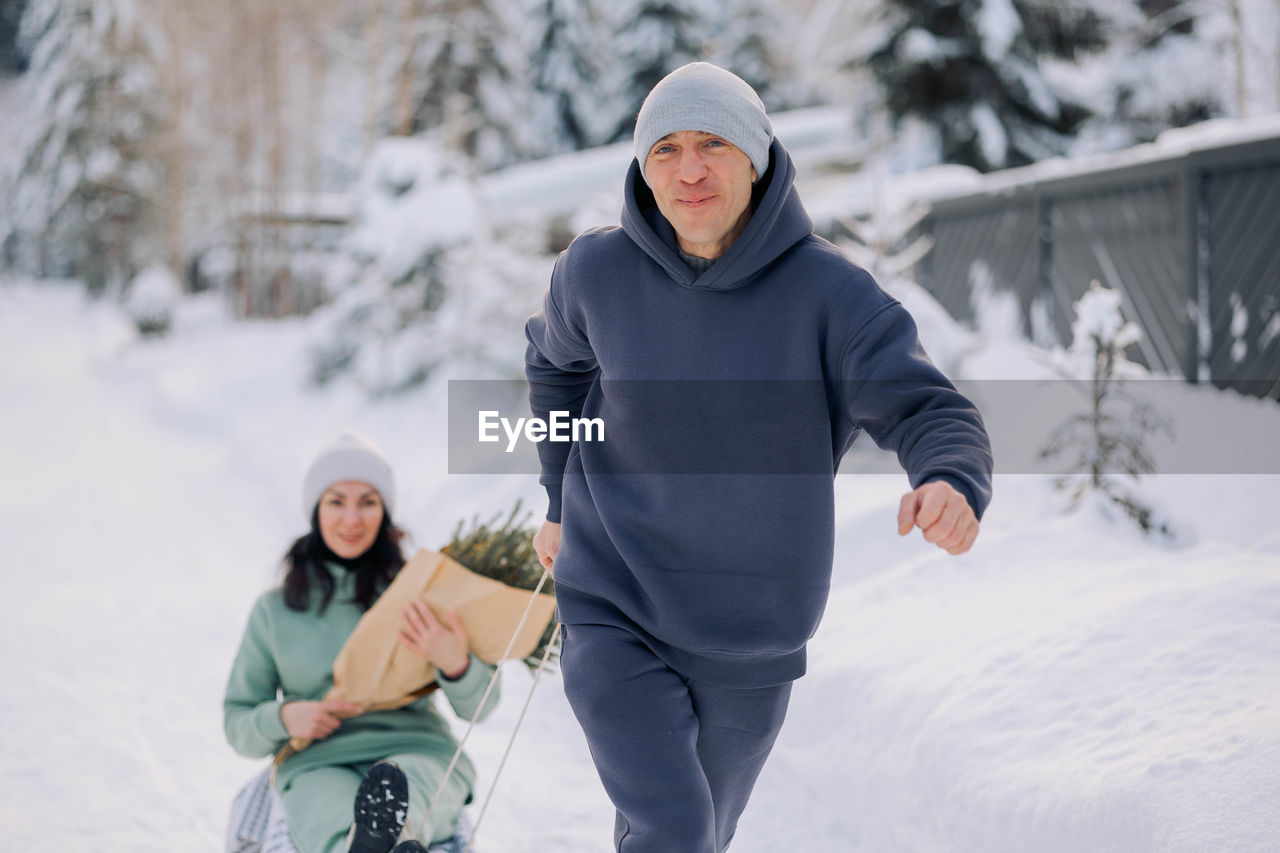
[301,431,396,520]
[633,62,774,186]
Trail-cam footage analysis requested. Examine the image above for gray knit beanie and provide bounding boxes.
[633,62,774,186]
[301,431,396,520]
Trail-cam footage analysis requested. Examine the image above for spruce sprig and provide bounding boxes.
[441,500,558,672]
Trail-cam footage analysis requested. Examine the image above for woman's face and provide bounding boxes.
[317,480,384,559]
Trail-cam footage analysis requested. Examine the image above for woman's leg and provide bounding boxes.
[385,752,472,845]
[278,764,364,853]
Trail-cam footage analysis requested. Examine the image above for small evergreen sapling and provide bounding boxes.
[1040,281,1174,537]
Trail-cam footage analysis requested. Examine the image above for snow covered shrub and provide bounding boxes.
[346,136,480,287]
[309,136,552,393]
[311,238,550,393]
[1040,281,1174,538]
[125,264,180,337]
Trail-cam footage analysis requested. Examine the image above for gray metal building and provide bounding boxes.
[915,132,1280,402]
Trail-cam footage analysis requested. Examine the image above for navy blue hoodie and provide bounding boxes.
[525,139,992,687]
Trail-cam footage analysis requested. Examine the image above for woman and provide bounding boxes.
[224,432,499,853]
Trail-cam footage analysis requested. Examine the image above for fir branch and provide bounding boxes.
[441,499,559,673]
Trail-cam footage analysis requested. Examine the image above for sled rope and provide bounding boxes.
[419,565,554,840]
[464,621,561,853]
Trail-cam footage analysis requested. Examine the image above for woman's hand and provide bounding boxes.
[400,599,471,679]
[279,699,362,740]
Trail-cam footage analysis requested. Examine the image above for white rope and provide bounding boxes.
[464,621,561,853]
[418,566,553,840]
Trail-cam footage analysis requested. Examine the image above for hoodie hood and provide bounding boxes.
[620,137,815,292]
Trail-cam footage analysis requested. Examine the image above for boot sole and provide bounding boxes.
[349,761,410,853]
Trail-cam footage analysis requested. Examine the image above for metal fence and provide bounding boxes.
[915,134,1280,401]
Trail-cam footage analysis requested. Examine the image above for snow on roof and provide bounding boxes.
[801,165,985,230]
[802,112,1280,228]
[932,112,1280,202]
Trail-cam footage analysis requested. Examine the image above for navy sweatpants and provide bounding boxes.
[560,622,792,852]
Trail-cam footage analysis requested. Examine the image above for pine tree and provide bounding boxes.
[523,0,797,156]
[701,0,788,109]
[856,0,1108,170]
[522,0,611,155]
[397,0,530,170]
[599,0,720,143]
[3,0,165,293]
[0,0,26,74]
[1040,281,1174,538]
[1065,0,1223,152]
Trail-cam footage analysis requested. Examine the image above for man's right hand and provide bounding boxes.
[533,520,561,573]
[279,699,362,740]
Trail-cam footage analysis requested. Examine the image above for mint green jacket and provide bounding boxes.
[223,564,501,793]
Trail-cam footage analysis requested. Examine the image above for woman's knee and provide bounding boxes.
[278,766,363,853]
[385,753,470,844]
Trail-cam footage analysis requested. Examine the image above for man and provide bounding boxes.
[524,62,992,852]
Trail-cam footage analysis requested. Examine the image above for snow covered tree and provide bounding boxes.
[3,0,166,294]
[309,136,551,392]
[522,0,605,154]
[394,0,531,171]
[0,0,25,73]
[1055,0,1227,153]
[853,0,1109,170]
[1040,281,1175,538]
[522,0,799,155]
[700,0,791,110]
[836,0,1242,169]
[522,0,612,155]
[598,0,719,143]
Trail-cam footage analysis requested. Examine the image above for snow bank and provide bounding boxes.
[757,475,1280,852]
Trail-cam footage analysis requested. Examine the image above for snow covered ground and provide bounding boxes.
[2,281,1278,852]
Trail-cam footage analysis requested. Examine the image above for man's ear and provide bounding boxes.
[750,167,758,183]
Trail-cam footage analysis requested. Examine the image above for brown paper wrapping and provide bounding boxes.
[281,548,556,756]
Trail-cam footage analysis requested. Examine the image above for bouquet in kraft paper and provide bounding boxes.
[281,525,556,757]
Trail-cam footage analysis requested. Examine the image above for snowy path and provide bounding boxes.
[2,283,1278,851]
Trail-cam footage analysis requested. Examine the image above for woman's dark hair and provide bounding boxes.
[282,504,406,614]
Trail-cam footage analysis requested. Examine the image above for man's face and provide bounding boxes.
[644,131,758,260]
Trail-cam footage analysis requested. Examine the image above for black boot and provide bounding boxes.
[348,761,410,853]
[390,842,430,853]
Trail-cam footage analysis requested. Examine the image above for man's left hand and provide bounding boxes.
[898,480,980,555]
